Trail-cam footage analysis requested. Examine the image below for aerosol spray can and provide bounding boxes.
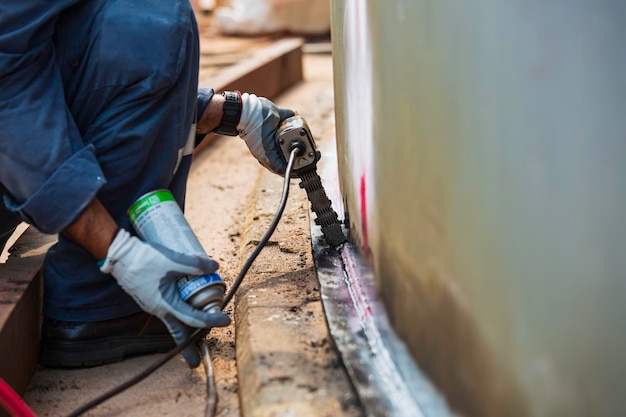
[128,190,226,313]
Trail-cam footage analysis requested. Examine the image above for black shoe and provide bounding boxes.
[0,225,18,255]
[40,312,176,368]
[0,206,21,254]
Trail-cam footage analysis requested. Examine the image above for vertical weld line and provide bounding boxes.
[339,244,427,417]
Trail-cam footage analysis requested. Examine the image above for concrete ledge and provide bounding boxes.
[234,171,362,417]
[232,51,364,417]
[0,228,56,396]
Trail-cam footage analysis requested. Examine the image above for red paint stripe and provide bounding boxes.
[360,174,369,253]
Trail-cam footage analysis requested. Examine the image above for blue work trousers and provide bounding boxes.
[1,0,202,321]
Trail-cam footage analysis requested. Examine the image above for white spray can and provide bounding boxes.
[128,190,226,313]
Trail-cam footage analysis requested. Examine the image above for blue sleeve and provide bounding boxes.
[0,1,106,234]
[195,87,215,147]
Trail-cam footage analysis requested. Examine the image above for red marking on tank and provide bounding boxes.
[360,174,369,253]
[361,305,372,320]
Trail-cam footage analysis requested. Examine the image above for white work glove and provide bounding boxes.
[99,229,230,368]
[237,93,295,175]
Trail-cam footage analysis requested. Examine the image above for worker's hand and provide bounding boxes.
[237,93,295,175]
[99,229,230,367]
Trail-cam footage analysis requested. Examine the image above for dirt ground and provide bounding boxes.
[22,52,354,417]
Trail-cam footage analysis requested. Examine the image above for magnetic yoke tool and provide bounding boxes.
[9,116,348,417]
[274,116,347,247]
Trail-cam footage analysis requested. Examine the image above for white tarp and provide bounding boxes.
[213,0,330,35]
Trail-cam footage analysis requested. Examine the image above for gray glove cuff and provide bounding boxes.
[99,228,131,274]
[237,93,263,137]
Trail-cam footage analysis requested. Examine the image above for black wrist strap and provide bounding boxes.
[213,91,241,136]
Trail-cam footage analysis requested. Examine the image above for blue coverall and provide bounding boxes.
[0,0,215,321]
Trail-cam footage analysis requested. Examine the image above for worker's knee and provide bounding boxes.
[91,0,197,92]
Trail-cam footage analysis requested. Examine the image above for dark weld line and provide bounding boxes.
[311,144,455,417]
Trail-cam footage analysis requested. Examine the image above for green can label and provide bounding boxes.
[128,190,176,223]
[128,190,206,256]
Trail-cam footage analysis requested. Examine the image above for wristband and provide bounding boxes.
[212,91,242,136]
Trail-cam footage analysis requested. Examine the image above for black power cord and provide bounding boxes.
[65,148,300,417]
[201,341,217,417]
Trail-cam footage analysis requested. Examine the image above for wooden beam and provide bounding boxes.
[200,37,303,98]
[0,229,55,396]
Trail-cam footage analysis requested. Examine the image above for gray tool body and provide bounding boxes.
[275,116,346,247]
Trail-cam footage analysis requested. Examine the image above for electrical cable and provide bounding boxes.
[202,341,217,417]
[64,328,204,417]
[64,148,300,417]
[223,147,298,307]
[0,377,37,417]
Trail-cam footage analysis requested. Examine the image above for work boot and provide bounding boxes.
[39,312,176,368]
[0,209,21,256]
[0,225,16,256]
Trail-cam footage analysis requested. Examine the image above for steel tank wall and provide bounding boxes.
[331,1,626,416]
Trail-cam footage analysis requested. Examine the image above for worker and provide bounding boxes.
[0,0,295,368]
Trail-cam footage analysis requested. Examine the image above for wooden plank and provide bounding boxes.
[0,228,55,397]
[198,36,275,81]
[202,38,303,97]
